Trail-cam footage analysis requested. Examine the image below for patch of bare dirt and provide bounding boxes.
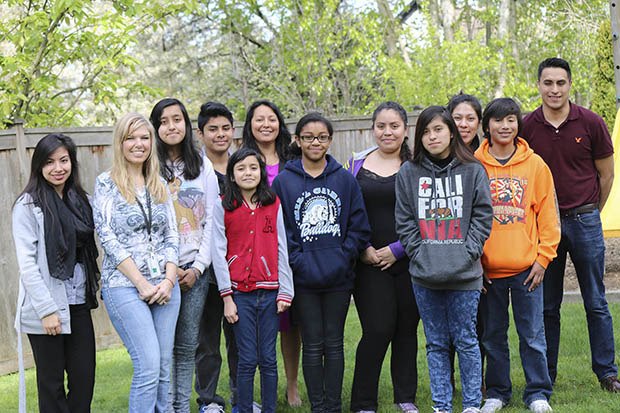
[563,238,620,292]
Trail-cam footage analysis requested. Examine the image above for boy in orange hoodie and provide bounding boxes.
[474,98,560,413]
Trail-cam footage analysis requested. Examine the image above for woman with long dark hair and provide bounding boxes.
[150,98,219,412]
[346,102,420,413]
[13,134,100,413]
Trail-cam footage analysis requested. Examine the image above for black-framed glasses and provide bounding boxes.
[299,135,332,143]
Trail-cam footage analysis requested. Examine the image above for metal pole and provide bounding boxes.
[611,1,620,108]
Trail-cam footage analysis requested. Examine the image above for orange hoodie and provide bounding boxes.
[474,138,560,279]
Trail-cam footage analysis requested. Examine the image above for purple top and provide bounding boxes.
[266,163,279,186]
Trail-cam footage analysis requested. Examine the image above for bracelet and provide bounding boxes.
[163,278,175,288]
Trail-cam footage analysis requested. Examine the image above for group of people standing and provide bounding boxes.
[12,56,619,413]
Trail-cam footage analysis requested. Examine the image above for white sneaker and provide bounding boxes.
[200,403,225,413]
[480,398,504,413]
[462,408,481,413]
[529,399,552,413]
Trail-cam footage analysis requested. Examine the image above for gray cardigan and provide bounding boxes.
[12,193,73,413]
[13,193,72,335]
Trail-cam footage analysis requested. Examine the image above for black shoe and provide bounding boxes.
[600,376,620,393]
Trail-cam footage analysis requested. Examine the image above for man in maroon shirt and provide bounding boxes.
[522,57,619,393]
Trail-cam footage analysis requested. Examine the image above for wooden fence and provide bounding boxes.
[0,114,419,375]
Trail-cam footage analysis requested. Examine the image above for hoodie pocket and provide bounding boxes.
[298,246,349,289]
[413,243,474,284]
[482,226,535,273]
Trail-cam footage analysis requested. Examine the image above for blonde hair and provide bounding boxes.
[110,112,168,204]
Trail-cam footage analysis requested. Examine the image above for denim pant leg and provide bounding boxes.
[153,285,182,413]
[414,285,453,413]
[566,211,618,380]
[256,290,279,413]
[542,236,567,384]
[233,291,259,413]
[509,269,553,406]
[482,276,512,404]
[195,280,228,408]
[103,285,181,413]
[170,275,209,412]
[224,318,239,406]
[447,290,481,410]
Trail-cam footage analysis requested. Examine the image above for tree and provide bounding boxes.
[591,19,615,128]
[0,0,195,127]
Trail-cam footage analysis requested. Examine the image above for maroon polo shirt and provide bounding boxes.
[522,103,614,211]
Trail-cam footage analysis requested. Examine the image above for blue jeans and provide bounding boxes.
[103,285,181,413]
[543,210,617,382]
[414,284,481,413]
[232,289,279,413]
[195,276,238,409]
[483,268,552,406]
[169,272,209,412]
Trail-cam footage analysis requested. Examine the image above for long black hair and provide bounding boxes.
[447,93,483,151]
[150,98,203,182]
[412,106,477,164]
[482,98,522,147]
[371,101,412,162]
[17,134,88,210]
[222,147,276,211]
[242,100,292,162]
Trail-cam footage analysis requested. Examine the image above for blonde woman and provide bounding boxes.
[93,112,180,412]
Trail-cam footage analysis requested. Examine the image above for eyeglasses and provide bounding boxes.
[299,135,332,143]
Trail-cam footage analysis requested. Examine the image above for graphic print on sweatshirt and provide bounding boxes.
[489,176,527,225]
[169,177,205,240]
[294,187,342,242]
[418,174,464,244]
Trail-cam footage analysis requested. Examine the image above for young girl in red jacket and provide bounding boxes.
[211,147,294,413]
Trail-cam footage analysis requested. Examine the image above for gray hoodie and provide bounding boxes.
[395,156,493,290]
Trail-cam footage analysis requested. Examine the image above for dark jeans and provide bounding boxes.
[350,265,419,411]
[414,285,482,412]
[233,289,279,413]
[483,268,553,406]
[195,280,238,408]
[295,290,351,413]
[543,210,617,382]
[28,304,95,413]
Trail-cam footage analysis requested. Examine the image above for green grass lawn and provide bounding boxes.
[2,302,620,412]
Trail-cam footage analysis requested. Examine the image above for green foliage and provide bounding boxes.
[0,0,196,127]
[592,20,616,128]
[384,31,499,109]
[0,0,614,126]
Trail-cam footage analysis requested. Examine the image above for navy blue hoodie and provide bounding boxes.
[272,155,371,293]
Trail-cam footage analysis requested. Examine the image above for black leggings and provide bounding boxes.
[294,290,351,413]
[350,264,420,411]
[28,304,95,413]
